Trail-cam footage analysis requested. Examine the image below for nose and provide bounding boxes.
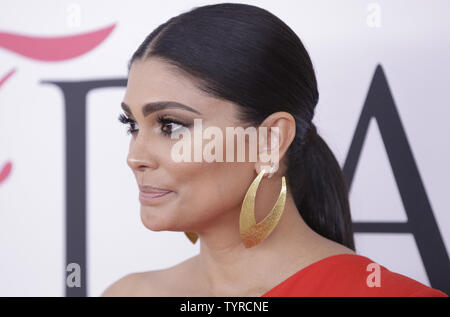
[126,136,157,172]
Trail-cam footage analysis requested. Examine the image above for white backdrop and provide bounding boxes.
[0,0,449,296]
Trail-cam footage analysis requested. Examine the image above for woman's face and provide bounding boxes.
[122,58,257,233]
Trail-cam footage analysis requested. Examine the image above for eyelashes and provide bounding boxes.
[118,113,138,135]
[118,113,190,137]
[156,115,190,136]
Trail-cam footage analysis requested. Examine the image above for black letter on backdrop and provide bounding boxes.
[344,65,450,294]
[41,78,127,297]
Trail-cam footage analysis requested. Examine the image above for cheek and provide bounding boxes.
[159,121,256,224]
[169,160,252,222]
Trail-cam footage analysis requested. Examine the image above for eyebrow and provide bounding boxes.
[121,101,202,116]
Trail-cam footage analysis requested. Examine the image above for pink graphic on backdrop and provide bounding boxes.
[0,68,16,87]
[0,69,15,185]
[0,23,116,186]
[0,23,116,61]
[0,161,12,185]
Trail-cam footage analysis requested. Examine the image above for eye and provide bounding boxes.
[156,115,190,137]
[118,113,139,135]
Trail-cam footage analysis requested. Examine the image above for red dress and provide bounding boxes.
[261,254,448,297]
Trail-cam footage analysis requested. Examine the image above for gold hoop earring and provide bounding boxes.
[185,231,198,244]
[239,168,287,248]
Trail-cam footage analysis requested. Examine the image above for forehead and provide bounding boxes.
[124,58,211,113]
[123,58,242,123]
[126,58,194,96]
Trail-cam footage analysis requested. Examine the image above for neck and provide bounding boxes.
[193,185,337,296]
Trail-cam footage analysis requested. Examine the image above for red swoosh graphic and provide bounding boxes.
[0,161,12,185]
[0,23,116,61]
[0,68,16,88]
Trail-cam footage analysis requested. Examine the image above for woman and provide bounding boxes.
[102,3,447,297]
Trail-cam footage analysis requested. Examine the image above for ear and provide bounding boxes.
[255,111,296,178]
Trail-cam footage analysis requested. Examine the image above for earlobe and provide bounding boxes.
[267,161,278,179]
[255,160,278,179]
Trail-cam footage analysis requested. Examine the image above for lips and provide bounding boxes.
[139,185,172,194]
[138,185,173,203]
[139,191,171,200]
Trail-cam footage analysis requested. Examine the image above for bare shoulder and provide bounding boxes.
[100,271,157,297]
[100,256,200,297]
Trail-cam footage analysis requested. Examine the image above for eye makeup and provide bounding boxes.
[118,113,192,137]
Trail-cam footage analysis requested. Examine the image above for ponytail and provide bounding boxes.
[287,123,355,251]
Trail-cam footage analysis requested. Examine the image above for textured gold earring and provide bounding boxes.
[185,231,198,244]
[239,168,286,248]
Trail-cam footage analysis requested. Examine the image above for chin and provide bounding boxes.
[139,205,178,232]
